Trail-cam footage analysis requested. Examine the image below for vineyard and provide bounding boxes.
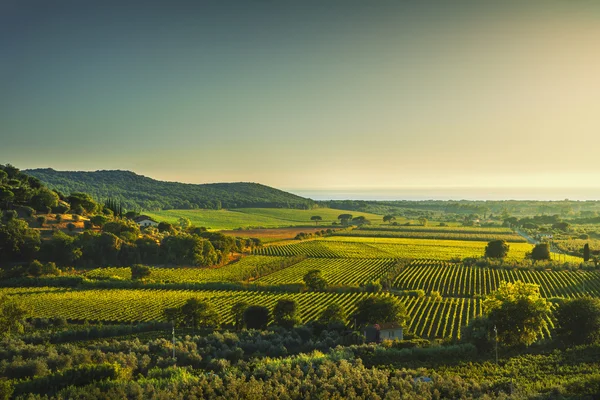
[1,287,488,339]
[394,260,600,298]
[358,226,515,234]
[85,255,294,283]
[255,237,561,261]
[333,229,526,243]
[255,258,397,286]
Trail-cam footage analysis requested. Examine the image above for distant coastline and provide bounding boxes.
[286,187,600,201]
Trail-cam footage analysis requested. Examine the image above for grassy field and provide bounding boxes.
[145,208,383,230]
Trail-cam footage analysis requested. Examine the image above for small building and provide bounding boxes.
[133,215,159,227]
[364,322,403,343]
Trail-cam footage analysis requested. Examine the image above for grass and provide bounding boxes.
[145,208,383,230]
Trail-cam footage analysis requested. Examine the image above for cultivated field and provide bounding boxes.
[0,287,486,339]
[145,208,383,230]
[394,260,600,298]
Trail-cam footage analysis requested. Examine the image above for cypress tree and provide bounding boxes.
[584,243,590,262]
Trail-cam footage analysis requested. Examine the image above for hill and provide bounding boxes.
[25,169,315,211]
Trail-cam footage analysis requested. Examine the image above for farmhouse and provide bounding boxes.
[364,322,403,343]
[133,215,159,227]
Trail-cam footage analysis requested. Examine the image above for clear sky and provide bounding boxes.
[2,1,600,195]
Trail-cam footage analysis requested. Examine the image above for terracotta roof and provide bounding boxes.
[375,322,403,330]
[133,215,157,223]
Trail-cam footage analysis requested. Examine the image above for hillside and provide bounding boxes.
[25,169,315,211]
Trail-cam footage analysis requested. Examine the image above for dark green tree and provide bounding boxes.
[0,219,41,263]
[310,216,322,225]
[531,243,551,262]
[485,240,510,259]
[303,269,328,291]
[555,297,600,346]
[273,298,300,329]
[231,301,249,330]
[243,305,270,330]
[318,303,346,325]
[352,296,408,327]
[583,243,590,262]
[383,215,396,224]
[131,264,151,280]
[337,214,353,225]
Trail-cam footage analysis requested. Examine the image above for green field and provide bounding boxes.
[85,255,290,283]
[255,258,397,286]
[255,237,560,261]
[145,208,384,230]
[334,229,527,243]
[1,287,482,339]
[394,260,600,298]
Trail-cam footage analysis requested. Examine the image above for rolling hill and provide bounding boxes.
[25,169,315,211]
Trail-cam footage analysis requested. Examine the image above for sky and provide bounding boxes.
[2,1,600,199]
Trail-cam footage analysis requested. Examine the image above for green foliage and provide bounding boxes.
[0,294,30,337]
[584,243,590,262]
[66,223,76,232]
[164,297,220,328]
[26,169,315,210]
[0,219,41,263]
[231,301,249,330]
[461,316,494,352]
[243,305,270,329]
[35,216,46,227]
[318,303,346,325]
[352,296,408,327]
[485,240,510,259]
[273,298,300,328]
[89,215,110,228]
[555,297,600,346]
[310,215,322,225]
[67,192,98,215]
[483,281,551,347]
[130,264,151,280]
[531,243,551,261]
[30,188,59,212]
[303,269,328,291]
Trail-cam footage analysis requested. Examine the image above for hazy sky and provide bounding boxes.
[2,1,600,193]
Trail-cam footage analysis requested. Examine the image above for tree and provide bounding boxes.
[243,305,270,330]
[0,219,41,263]
[273,298,300,328]
[555,297,600,346]
[67,193,98,214]
[531,243,551,262]
[90,215,110,228]
[485,240,510,259]
[337,214,353,226]
[36,216,46,227]
[231,301,249,330]
[178,217,191,230]
[318,303,346,325]
[131,264,151,280]
[483,281,551,347]
[418,217,428,226]
[583,243,590,262]
[165,298,220,329]
[461,316,494,352]
[0,294,31,337]
[352,296,408,327]
[383,215,396,224]
[30,188,59,212]
[66,223,76,232]
[303,269,328,291]
[310,216,322,225]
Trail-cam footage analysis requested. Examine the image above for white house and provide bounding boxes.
[133,215,159,227]
[364,322,404,343]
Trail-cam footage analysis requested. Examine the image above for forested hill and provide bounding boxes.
[25,169,315,211]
